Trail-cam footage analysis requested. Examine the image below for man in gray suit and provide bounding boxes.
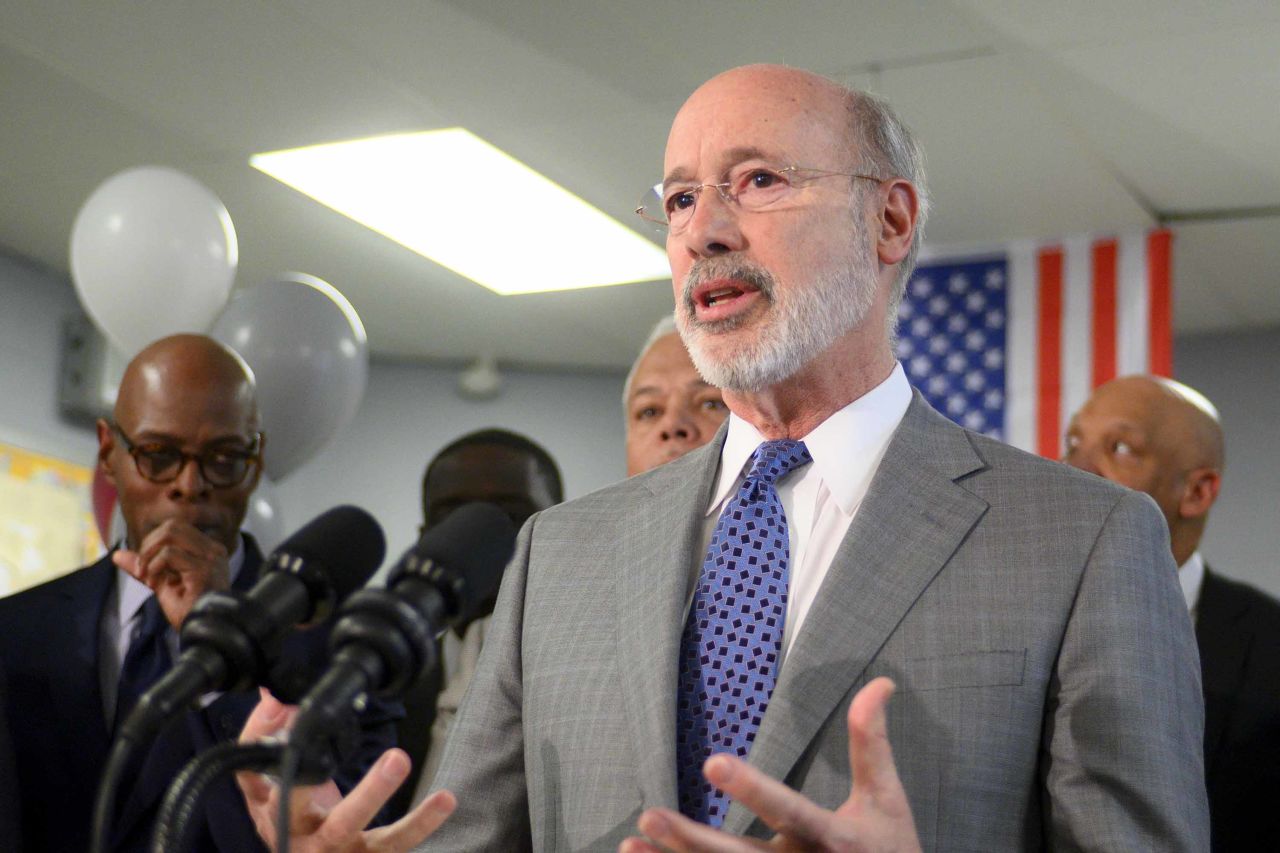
[238,64,1207,852]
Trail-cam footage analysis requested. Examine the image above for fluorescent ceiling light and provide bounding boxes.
[250,129,669,295]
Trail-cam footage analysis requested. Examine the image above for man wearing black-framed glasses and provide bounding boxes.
[98,343,265,636]
[0,333,395,852]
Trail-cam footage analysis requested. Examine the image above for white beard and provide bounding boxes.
[675,249,876,393]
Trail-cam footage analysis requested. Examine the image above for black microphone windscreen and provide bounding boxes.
[271,505,387,601]
[405,502,517,622]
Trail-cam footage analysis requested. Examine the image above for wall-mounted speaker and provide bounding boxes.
[57,315,124,426]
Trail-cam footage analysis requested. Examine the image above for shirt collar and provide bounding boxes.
[115,532,247,624]
[707,362,913,515]
[1177,550,1205,614]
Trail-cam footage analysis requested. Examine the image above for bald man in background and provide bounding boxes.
[0,334,395,852]
[624,315,728,476]
[1066,375,1280,851]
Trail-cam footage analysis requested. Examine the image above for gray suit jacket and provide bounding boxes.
[424,395,1208,851]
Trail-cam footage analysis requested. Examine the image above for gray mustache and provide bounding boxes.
[682,257,775,311]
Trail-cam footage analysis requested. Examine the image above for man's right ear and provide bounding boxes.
[1179,467,1221,521]
[96,418,117,486]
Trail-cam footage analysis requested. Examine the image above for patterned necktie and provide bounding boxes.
[676,439,813,826]
[115,595,172,731]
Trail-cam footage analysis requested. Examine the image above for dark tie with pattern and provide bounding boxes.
[675,439,813,826]
[114,594,172,731]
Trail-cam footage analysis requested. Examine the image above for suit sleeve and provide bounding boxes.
[414,514,536,852]
[1041,490,1209,851]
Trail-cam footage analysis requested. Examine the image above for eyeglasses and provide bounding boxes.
[635,163,882,233]
[111,423,262,488]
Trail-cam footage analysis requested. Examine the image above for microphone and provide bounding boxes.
[117,505,386,743]
[286,502,516,778]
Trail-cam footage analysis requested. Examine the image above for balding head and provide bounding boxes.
[99,334,262,552]
[1065,375,1224,564]
[114,334,258,430]
[672,65,855,153]
[1146,376,1224,469]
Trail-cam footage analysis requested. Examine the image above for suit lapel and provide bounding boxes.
[616,433,724,811]
[722,396,989,834]
[49,557,116,776]
[1194,568,1251,770]
[232,536,264,591]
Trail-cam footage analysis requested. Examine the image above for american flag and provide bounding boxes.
[896,229,1172,458]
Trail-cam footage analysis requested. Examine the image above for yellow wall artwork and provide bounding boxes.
[0,442,104,597]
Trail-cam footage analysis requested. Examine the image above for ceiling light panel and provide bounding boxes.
[251,129,669,295]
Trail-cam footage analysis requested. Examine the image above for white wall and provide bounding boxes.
[1,249,1275,598]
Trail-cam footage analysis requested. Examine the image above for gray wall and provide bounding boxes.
[1,250,1276,597]
[0,251,629,571]
[1177,328,1280,597]
[0,254,100,466]
[272,359,627,557]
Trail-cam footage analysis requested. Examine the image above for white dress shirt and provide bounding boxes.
[697,362,913,656]
[99,535,246,725]
[413,617,489,803]
[1179,550,1206,622]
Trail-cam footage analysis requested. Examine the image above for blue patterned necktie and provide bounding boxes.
[115,595,172,732]
[676,439,813,826]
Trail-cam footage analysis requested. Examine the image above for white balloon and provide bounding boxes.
[242,476,287,553]
[213,274,368,480]
[70,166,237,356]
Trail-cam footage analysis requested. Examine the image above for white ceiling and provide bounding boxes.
[2,0,1278,371]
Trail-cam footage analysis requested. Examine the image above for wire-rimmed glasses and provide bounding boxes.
[635,163,881,233]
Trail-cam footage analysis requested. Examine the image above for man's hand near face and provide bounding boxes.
[112,518,232,630]
[620,678,921,853]
[236,690,457,852]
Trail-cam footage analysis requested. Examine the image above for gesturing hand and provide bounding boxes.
[113,519,231,630]
[235,690,457,853]
[620,678,920,853]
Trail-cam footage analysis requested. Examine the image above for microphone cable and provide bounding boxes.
[150,740,283,853]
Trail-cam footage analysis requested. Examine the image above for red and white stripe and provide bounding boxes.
[1005,229,1172,458]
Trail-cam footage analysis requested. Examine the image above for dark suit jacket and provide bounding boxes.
[388,654,442,819]
[0,662,21,851]
[0,536,400,852]
[1197,568,1280,852]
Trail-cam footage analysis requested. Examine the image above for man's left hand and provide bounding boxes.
[236,690,457,852]
[619,678,920,853]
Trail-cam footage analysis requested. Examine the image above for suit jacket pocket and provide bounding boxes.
[899,648,1026,691]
